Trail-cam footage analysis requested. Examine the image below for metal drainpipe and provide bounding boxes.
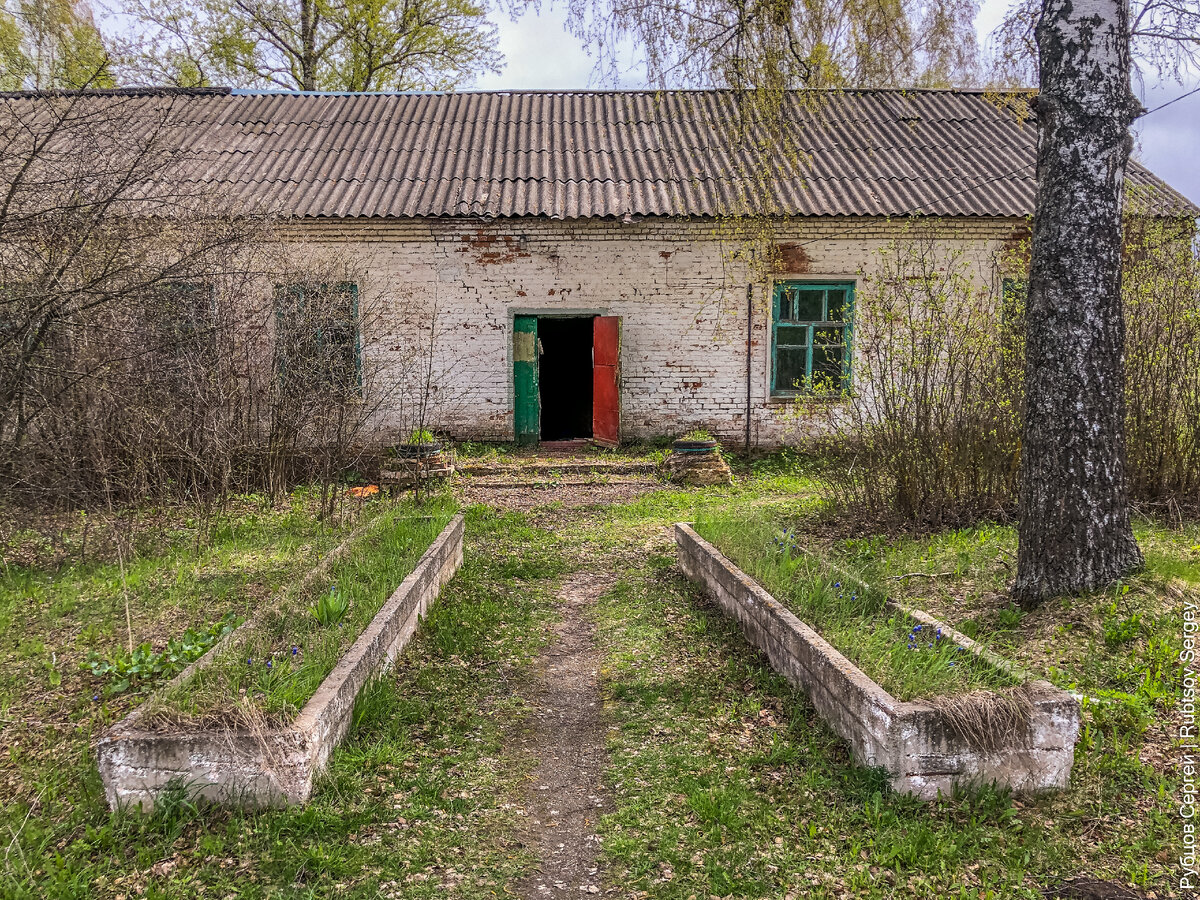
[745,283,753,452]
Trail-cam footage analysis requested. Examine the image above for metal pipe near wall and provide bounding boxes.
[745,283,753,451]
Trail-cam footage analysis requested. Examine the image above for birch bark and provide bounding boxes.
[1014,0,1145,604]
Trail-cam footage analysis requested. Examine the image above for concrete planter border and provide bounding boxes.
[97,513,465,811]
[675,523,1080,799]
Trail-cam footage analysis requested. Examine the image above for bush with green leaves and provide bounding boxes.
[406,429,436,445]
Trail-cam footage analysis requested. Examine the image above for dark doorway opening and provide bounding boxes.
[538,316,594,441]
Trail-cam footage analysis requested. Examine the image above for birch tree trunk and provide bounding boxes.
[1014,0,1144,605]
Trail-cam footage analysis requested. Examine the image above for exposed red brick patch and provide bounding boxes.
[775,243,812,274]
[459,230,532,265]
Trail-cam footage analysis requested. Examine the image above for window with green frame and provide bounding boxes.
[273,282,361,396]
[771,281,853,395]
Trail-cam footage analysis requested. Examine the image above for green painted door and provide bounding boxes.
[513,315,539,445]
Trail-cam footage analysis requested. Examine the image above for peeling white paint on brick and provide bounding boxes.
[283,216,1022,445]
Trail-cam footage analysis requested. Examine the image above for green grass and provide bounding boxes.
[588,521,1181,898]
[0,502,567,898]
[0,451,1190,898]
[693,509,1014,700]
[148,499,456,726]
[834,519,1192,705]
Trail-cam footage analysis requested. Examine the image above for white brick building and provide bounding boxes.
[8,87,1188,447]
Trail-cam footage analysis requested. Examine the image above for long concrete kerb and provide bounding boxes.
[674,523,1081,799]
[97,513,466,811]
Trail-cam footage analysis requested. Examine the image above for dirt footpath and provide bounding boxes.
[516,572,613,898]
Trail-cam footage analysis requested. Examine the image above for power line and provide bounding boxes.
[1144,83,1200,116]
[793,84,1198,250]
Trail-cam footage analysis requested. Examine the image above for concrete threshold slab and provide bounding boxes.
[96,514,466,811]
[675,523,1080,800]
[457,461,658,477]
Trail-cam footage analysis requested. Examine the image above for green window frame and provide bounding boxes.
[771,281,853,396]
[273,281,362,396]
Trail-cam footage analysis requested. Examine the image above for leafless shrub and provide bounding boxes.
[791,214,1200,526]
[1122,215,1200,508]
[0,91,408,516]
[786,222,1023,525]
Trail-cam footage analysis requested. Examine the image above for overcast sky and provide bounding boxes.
[472,0,1200,206]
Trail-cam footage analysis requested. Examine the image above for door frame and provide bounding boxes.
[508,308,608,445]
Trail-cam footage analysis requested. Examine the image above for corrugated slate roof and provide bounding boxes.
[1,87,1192,219]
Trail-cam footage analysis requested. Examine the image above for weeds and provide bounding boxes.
[310,586,350,627]
[695,509,1012,699]
[83,613,239,697]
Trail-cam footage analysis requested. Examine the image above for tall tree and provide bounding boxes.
[112,0,500,91]
[990,0,1200,85]
[1013,0,1144,605]
[558,0,981,89]
[0,0,114,89]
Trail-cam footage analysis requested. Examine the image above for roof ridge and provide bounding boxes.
[0,86,1034,100]
[0,86,232,99]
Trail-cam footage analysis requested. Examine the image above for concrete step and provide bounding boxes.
[461,475,660,488]
[457,460,658,477]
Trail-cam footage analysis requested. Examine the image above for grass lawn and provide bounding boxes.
[588,489,1187,898]
[0,453,1190,898]
[0,495,567,898]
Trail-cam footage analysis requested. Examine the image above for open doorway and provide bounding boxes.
[537,316,594,441]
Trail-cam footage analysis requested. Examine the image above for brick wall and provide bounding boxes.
[280,215,1027,446]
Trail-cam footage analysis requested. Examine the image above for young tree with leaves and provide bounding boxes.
[558,0,981,89]
[0,0,114,88]
[112,0,500,90]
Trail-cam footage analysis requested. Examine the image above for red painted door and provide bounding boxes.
[592,316,621,447]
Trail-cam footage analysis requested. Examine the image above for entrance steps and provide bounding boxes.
[456,456,658,480]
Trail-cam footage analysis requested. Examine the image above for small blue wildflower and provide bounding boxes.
[247,657,253,666]
[834,581,842,589]
[266,659,273,669]
[92,694,100,701]
[291,646,299,656]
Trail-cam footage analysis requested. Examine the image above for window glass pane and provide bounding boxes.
[275,282,359,395]
[813,326,844,346]
[794,289,824,321]
[775,346,809,392]
[812,345,846,389]
[775,324,809,346]
[826,289,847,321]
[778,287,796,320]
